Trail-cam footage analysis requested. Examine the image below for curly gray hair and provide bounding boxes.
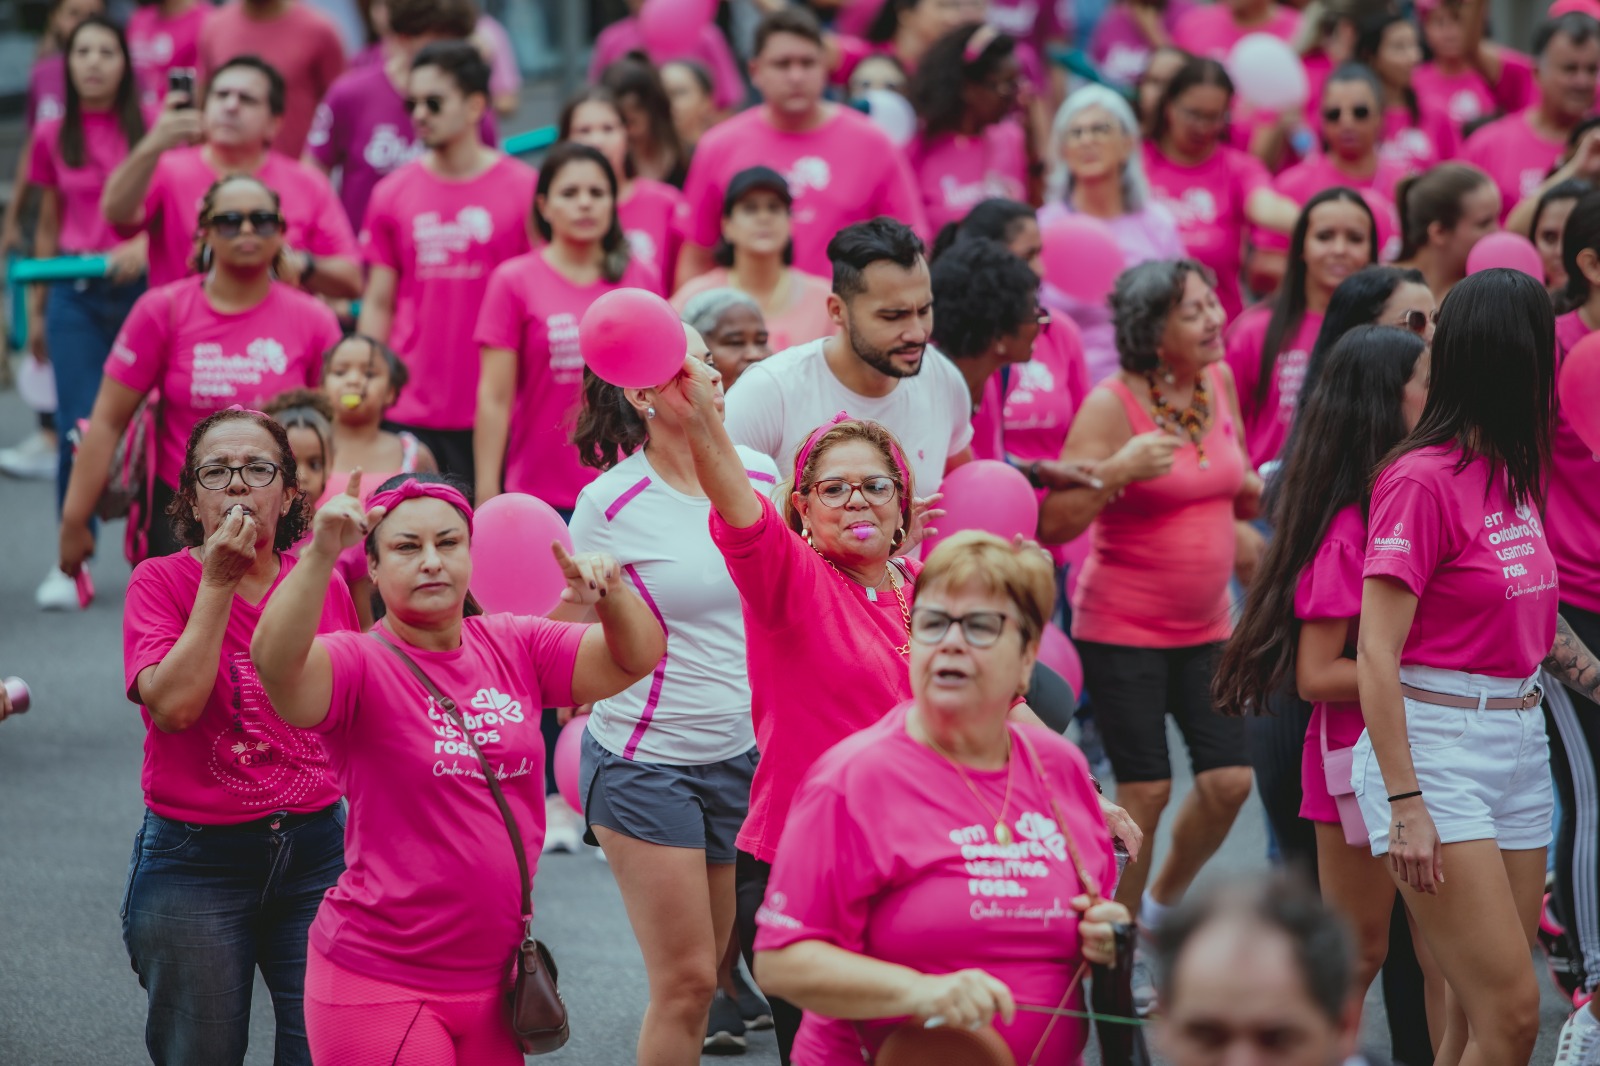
[1046,84,1152,211]
[1110,259,1216,373]
[682,287,763,338]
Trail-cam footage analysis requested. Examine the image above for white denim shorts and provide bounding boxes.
[1351,665,1553,856]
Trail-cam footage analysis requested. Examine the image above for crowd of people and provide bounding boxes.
[5,0,1600,1063]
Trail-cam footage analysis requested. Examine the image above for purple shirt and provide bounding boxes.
[307,62,499,230]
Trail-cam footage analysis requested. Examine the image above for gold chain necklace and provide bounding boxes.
[920,720,1017,845]
[825,558,912,658]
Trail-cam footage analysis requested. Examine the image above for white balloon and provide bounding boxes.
[1227,33,1309,113]
[863,89,917,148]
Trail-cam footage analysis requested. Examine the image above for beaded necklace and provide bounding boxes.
[1145,370,1213,469]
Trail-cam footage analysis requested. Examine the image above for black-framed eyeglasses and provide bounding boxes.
[910,608,1014,648]
[405,94,445,115]
[206,210,283,239]
[196,461,281,491]
[1397,308,1435,335]
[1322,105,1373,123]
[810,476,900,508]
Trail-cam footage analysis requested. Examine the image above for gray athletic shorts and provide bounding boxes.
[579,729,757,864]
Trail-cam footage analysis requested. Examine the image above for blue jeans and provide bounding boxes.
[120,804,346,1066]
[46,275,145,515]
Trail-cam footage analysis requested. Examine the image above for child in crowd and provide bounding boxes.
[319,334,437,506]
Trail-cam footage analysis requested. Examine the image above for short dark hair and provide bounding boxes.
[386,0,478,39]
[1154,873,1354,1024]
[908,23,1016,140]
[1534,11,1600,58]
[828,217,926,300]
[930,198,1036,262]
[535,142,631,283]
[929,238,1038,360]
[754,6,824,56]
[1110,258,1216,373]
[321,334,410,402]
[411,39,491,98]
[208,55,286,116]
[1148,55,1233,147]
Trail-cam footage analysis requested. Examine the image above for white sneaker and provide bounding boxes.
[541,794,583,854]
[36,565,84,611]
[0,431,59,480]
[1554,1005,1600,1066]
[1131,928,1157,1016]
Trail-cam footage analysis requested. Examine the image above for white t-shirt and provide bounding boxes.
[569,445,778,765]
[722,338,975,495]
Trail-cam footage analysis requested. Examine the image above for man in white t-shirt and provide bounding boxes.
[723,217,972,493]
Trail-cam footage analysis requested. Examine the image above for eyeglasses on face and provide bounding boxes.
[1398,309,1436,335]
[1322,104,1373,123]
[1065,121,1117,144]
[910,608,1014,648]
[809,476,900,507]
[205,210,283,239]
[405,94,446,115]
[195,461,281,491]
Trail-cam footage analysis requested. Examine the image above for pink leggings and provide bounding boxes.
[304,943,523,1065]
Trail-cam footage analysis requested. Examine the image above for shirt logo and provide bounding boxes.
[786,156,831,196]
[362,123,423,170]
[626,228,658,265]
[1373,521,1411,555]
[1448,89,1483,124]
[413,206,494,268]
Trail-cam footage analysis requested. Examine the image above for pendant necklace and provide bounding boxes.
[825,558,912,657]
[921,721,1017,845]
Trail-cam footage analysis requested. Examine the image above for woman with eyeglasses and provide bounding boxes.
[116,404,358,1064]
[905,24,1038,233]
[1391,163,1500,303]
[1143,55,1299,321]
[61,175,342,575]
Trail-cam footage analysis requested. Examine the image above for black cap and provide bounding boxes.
[722,166,793,215]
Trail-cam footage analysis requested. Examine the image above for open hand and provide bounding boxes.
[1388,795,1443,894]
[896,492,945,556]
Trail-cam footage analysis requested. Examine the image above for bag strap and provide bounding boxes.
[370,629,533,925]
[1319,707,1330,758]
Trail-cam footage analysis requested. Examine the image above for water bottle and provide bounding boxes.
[3,677,30,716]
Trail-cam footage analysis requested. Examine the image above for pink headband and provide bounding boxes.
[793,411,914,497]
[226,404,269,418]
[366,479,475,536]
[964,23,1001,64]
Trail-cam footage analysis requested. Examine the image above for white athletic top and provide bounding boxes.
[721,337,974,495]
[569,445,777,764]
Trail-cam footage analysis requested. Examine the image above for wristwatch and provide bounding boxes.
[1022,461,1044,489]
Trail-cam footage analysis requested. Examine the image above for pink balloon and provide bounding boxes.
[471,493,574,616]
[637,0,715,58]
[579,288,689,389]
[1560,332,1600,456]
[1466,231,1544,279]
[1040,214,1124,305]
[554,716,586,815]
[925,460,1039,555]
[1037,624,1083,700]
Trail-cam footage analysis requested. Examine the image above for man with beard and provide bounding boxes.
[723,217,973,493]
[355,40,536,482]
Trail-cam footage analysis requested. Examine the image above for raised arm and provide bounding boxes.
[658,353,764,529]
[554,543,667,706]
[102,94,201,227]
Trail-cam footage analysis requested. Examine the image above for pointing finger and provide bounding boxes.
[346,468,363,499]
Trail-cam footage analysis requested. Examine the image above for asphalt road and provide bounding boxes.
[0,381,1571,1065]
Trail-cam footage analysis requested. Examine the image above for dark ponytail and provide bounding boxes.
[1395,163,1492,262]
[1557,189,1600,315]
[573,368,648,472]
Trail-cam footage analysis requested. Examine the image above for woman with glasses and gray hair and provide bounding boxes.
[1042,84,1186,384]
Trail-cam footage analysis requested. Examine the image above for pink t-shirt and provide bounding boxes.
[1172,3,1300,60]
[1224,305,1324,469]
[1365,446,1558,678]
[26,55,65,129]
[308,62,500,230]
[105,277,342,487]
[360,156,537,431]
[1257,153,1402,258]
[669,267,837,352]
[1090,1,1198,88]
[1550,311,1600,613]
[122,550,356,824]
[131,146,359,288]
[1413,59,1536,139]
[682,106,929,276]
[756,704,1116,1064]
[1072,366,1244,647]
[1294,502,1365,824]
[310,616,590,991]
[1142,142,1272,321]
[971,375,1005,463]
[1002,315,1091,464]
[709,492,924,864]
[1378,103,1457,177]
[128,3,210,105]
[619,179,688,295]
[907,121,1029,234]
[473,251,661,508]
[1461,111,1566,223]
[589,18,744,111]
[27,113,139,254]
[198,1,346,158]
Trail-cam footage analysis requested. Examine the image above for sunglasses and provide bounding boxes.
[206,210,283,239]
[1322,105,1373,123]
[405,94,446,115]
[1398,309,1436,335]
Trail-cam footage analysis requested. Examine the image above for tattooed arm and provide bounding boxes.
[1545,614,1600,704]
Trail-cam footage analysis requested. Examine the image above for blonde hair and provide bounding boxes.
[917,531,1055,648]
[777,419,916,548]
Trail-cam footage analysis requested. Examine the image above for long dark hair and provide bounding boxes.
[1256,187,1377,407]
[1214,324,1426,716]
[599,52,685,174]
[1557,189,1600,315]
[534,142,631,284]
[1354,13,1420,125]
[1300,264,1427,412]
[908,22,1015,140]
[930,197,1035,261]
[558,84,637,180]
[59,15,145,169]
[1149,55,1233,148]
[1384,268,1554,510]
[572,368,648,472]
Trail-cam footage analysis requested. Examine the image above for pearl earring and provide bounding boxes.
[646,406,656,420]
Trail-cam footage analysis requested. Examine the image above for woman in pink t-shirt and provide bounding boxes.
[600,56,694,189]
[1415,0,1536,141]
[905,24,1036,235]
[1039,260,1261,994]
[120,406,358,1065]
[560,87,685,295]
[1353,268,1600,1065]
[127,0,209,105]
[1390,163,1500,302]
[252,473,664,1065]
[474,143,660,510]
[60,174,341,577]
[681,289,773,388]
[1353,13,1459,175]
[1531,177,1593,295]
[754,532,1128,1063]
[1226,187,1376,473]
[840,0,981,84]
[1215,324,1439,1034]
